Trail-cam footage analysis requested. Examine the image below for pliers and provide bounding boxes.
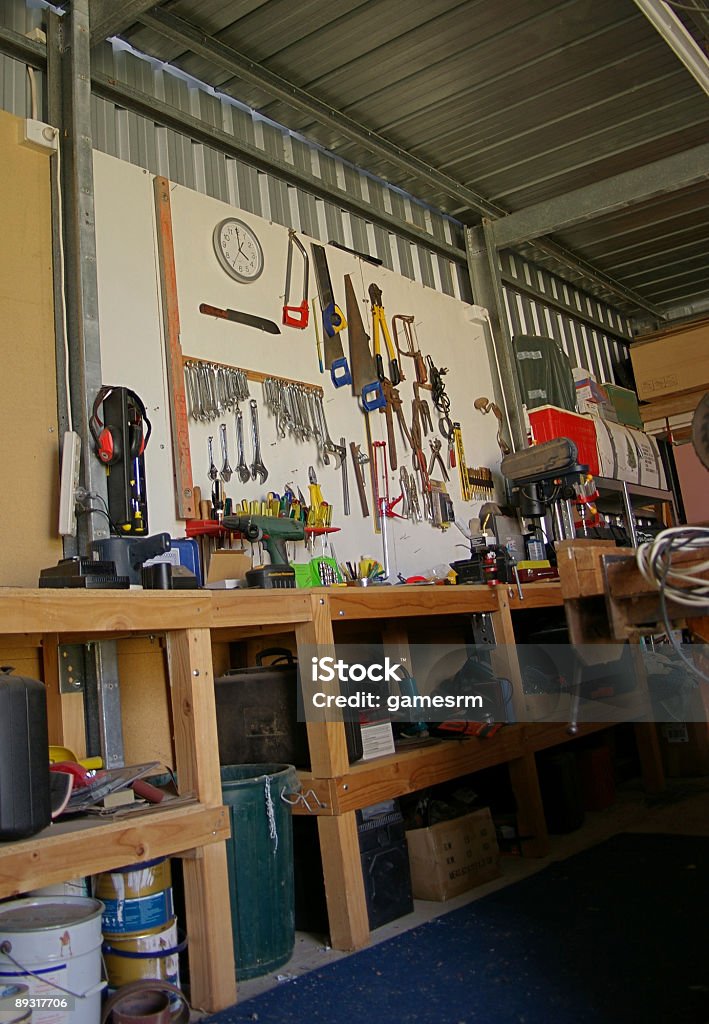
[368,283,401,386]
[428,438,450,481]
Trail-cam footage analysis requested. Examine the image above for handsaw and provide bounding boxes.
[344,274,377,396]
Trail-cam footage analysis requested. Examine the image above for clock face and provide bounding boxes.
[213,218,264,282]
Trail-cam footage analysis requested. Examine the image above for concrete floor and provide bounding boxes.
[234,777,709,1003]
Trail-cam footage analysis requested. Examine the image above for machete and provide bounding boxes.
[199,303,281,335]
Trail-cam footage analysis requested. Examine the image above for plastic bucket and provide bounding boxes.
[221,764,298,980]
[0,984,31,1024]
[102,917,184,996]
[0,897,104,1024]
[95,859,173,935]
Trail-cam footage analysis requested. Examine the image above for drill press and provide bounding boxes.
[223,515,305,589]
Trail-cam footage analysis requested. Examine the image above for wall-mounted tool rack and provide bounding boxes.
[182,354,324,397]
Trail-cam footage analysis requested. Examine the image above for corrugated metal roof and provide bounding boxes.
[94,0,709,318]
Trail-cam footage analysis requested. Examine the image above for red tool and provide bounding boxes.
[282,229,310,329]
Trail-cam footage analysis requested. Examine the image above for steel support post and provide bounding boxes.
[47,1,125,768]
[466,222,527,453]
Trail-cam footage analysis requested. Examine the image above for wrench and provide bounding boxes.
[249,399,268,484]
[219,422,233,482]
[235,408,251,483]
[207,436,218,481]
[314,392,345,468]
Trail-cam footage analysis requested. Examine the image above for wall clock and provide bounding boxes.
[213,217,264,283]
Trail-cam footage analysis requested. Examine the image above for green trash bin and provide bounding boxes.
[221,764,299,980]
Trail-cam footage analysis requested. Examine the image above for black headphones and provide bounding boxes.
[89,386,152,466]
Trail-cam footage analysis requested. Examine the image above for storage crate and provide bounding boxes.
[528,405,600,475]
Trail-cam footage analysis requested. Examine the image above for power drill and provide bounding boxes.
[223,515,305,589]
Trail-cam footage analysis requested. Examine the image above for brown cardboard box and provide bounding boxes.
[630,319,709,402]
[405,808,501,901]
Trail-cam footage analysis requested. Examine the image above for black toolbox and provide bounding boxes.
[215,647,362,769]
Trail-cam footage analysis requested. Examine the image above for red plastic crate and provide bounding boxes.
[528,405,600,476]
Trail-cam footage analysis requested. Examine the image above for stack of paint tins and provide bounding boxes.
[94,858,184,1000]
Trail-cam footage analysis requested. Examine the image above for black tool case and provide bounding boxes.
[215,647,363,769]
[0,668,51,839]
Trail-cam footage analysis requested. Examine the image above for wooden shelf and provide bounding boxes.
[296,721,608,815]
[0,801,229,899]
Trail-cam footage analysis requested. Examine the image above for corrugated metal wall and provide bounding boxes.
[501,251,632,384]
[1,0,633,385]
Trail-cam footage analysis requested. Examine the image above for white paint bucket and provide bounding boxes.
[0,897,105,1024]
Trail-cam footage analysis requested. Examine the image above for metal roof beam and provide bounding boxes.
[488,143,709,251]
[633,0,709,97]
[137,7,500,219]
[89,0,159,47]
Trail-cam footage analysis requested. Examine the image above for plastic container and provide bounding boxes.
[0,668,50,840]
[220,764,298,980]
[528,405,600,475]
[0,897,104,1024]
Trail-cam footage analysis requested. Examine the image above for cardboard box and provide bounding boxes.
[630,319,709,401]
[593,419,667,488]
[405,808,501,901]
[575,378,617,421]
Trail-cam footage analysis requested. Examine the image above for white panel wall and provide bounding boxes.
[94,150,502,581]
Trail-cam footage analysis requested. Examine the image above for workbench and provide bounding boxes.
[0,577,669,1006]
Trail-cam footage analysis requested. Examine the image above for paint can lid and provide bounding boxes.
[0,897,103,932]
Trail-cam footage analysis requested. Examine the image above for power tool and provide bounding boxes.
[223,515,305,589]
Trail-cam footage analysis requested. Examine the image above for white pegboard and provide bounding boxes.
[93,151,503,580]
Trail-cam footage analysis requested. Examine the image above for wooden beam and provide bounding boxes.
[153,176,195,519]
[508,751,549,858]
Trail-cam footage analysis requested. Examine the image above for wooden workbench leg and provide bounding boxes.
[490,589,527,723]
[295,597,350,778]
[317,812,370,951]
[182,844,236,1012]
[166,628,236,1011]
[508,751,550,857]
[633,723,665,794]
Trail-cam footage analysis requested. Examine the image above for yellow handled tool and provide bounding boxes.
[368,283,401,385]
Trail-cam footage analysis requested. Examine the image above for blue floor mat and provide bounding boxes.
[204,833,708,1024]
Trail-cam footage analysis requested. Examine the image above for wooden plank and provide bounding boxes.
[507,582,564,609]
[209,590,313,629]
[0,110,63,586]
[329,585,497,621]
[508,751,549,858]
[166,628,222,806]
[557,540,616,599]
[153,175,195,519]
[182,842,237,1011]
[183,353,324,396]
[119,636,175,769]
[295,595,349,778]
[317,813,370,950]
[0,589,212,635]
[0,803,229,898]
